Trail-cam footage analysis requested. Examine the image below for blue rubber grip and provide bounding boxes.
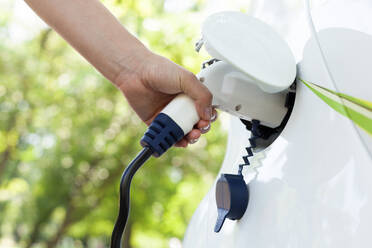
[140,113,184,157]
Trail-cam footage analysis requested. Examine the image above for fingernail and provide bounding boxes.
[200,123,211,134]
[189,138,199,144]
[204,107,212,120]
[211,112,217,122]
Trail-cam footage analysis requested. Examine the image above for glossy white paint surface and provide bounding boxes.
[184,0,372,247]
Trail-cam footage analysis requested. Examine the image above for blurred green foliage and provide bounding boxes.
[0,0,227,247]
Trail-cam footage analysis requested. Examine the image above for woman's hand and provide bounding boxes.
[24,0,216,147]
[115,50,217,147]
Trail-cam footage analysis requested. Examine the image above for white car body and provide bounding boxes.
[183,0,372,247]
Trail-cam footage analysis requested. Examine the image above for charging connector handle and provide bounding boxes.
[111,94,200,248]
[140,113,184,157]
[141,94,199,157]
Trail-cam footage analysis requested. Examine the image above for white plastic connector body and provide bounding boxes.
[160,60,289,137]
[161,94,199,135]
[198,61,289,128]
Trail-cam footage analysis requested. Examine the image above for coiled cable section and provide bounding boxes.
[238,87,296,175]
[238,119,261,175]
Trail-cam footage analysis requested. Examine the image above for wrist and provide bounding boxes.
[113,45,153,89]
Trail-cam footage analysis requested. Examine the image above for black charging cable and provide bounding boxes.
[110,147,153,248]
[110,113,186,248]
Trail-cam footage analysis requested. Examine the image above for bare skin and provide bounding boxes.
[25,0,216,147]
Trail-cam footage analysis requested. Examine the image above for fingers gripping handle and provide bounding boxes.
[140,94,199,157]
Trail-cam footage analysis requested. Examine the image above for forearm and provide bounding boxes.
[25,0,150,83]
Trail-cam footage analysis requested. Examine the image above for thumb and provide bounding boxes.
[179,71,213,121]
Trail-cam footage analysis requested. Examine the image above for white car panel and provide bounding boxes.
[184,1,372,247]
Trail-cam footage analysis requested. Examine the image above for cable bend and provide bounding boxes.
[110,147,153,248]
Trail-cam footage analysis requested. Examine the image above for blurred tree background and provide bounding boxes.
[0,0,234,247]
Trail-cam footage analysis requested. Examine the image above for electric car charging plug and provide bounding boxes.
[110,11,298,245]
[110,94,199,248]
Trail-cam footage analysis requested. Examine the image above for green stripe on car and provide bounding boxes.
[300,79,372,136]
